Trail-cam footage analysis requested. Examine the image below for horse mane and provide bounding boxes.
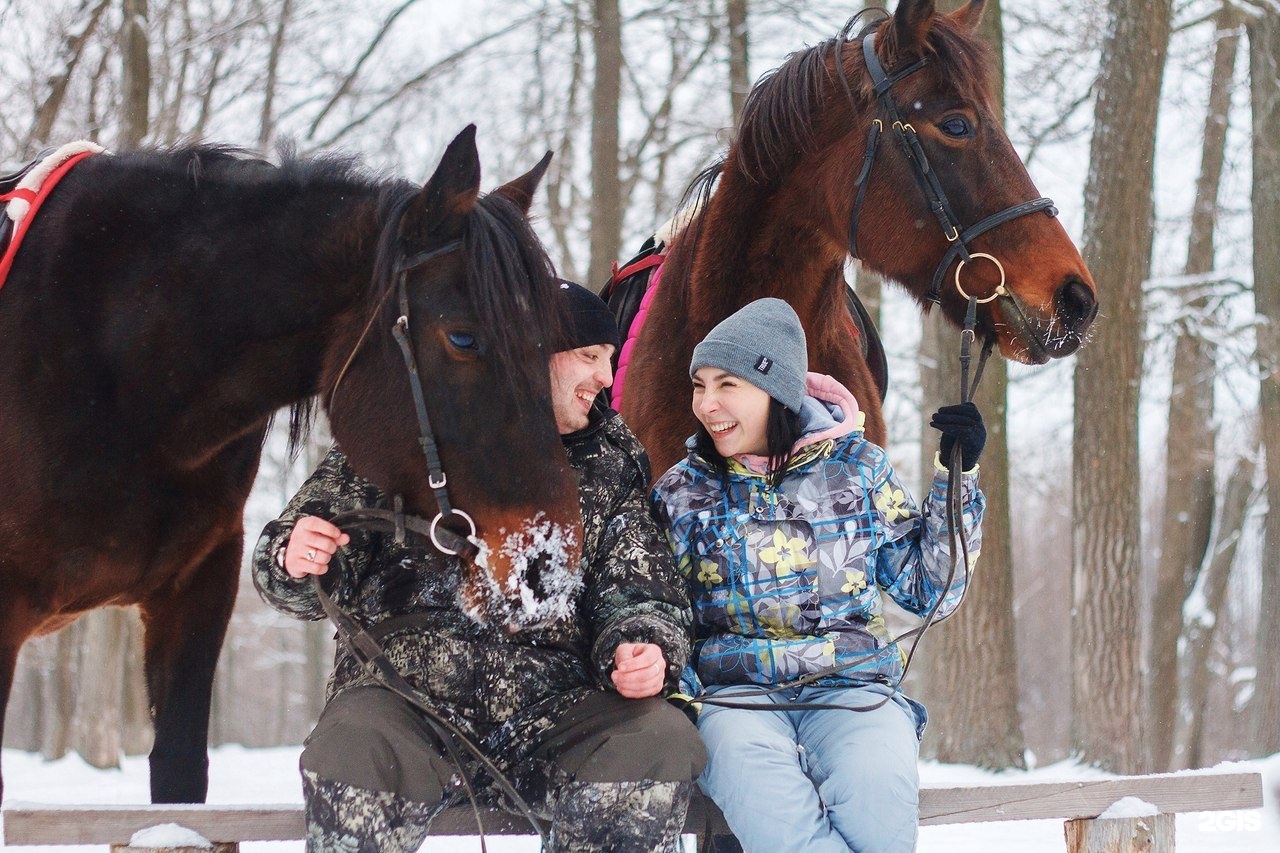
[662,159,723,308]
[366,183,565,408]
[107,145,397,459]
[734,8,993,185]
[114,145,562,456]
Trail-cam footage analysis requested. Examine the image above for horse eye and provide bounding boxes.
[447,331,478,351]
[940,116,972,138]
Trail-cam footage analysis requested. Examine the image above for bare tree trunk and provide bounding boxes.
[853,263,882,330]
[587,0,623,290]
[915,0,1024,770]
[1247,1,1280,758]
[70,610,129,769]
[257,0,293,153]
[118,0,150,149]
[155,0,192,145]
[1150,3,1239,772]
[1071,0,1172,775]
[41,630,77,759]
[27,0,112,147]
[1179,453,1257,767]
[726,0,749,128]
[539,2,586,282]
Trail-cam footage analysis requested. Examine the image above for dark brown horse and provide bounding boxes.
[621,0,1099,475]
[0,126,581,803]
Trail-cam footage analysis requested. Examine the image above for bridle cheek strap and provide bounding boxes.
[389,237,480,561]
[849,30,1059,305]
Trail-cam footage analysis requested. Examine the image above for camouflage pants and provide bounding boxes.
[299,686,705,852]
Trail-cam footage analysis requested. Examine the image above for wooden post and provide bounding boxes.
[1064,813,1174,853]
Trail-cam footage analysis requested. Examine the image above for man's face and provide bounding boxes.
[550,344,616,434]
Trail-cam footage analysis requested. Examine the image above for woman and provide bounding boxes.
[651,298,985,853]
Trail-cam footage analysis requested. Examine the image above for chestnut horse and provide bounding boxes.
[621,0,1099,475]
[0,127,581,803]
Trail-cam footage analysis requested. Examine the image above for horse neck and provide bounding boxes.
[133,177,386,466]
[221,185,386,387]
[675,164,847,335]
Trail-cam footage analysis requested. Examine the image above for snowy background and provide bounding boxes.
[3,745,1278,851]
[2,0,1276,847]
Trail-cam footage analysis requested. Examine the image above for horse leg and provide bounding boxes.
[0,592,42,804]
[139,535,241,803]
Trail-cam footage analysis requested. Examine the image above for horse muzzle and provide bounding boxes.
[995,275,1098,363]
[457,513,585,632]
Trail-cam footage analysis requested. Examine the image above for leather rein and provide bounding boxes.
[310,237,548,848]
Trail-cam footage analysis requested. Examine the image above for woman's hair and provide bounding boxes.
[694,395,803,488]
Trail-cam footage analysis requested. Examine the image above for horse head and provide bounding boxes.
[326,125,583,631]
[828,0,1097,363]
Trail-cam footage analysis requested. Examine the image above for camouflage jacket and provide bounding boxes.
[651,374,983,695]
[252,406,692,743]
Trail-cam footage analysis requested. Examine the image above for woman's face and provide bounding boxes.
[692,367,771,458]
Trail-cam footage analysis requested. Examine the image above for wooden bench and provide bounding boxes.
[2,771,1263,852]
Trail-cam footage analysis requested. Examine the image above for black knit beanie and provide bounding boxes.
[559,280,621,352]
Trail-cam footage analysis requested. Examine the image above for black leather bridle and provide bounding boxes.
[846,29,1059,307]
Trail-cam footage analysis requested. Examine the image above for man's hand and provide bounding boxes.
[281,515,351,579]
[611,642,667,699]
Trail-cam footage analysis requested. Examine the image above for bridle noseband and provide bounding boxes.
[847,30,1059,306]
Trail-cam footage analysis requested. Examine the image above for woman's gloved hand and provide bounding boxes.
[931,402,986,469]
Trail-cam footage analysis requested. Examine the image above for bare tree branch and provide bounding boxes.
[305,14,534,151]
[27,0,113,148]
[304,0,423,141]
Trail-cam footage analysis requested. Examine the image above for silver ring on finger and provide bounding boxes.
[306,548,317,562]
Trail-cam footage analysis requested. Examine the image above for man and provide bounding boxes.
[252,281,704,852]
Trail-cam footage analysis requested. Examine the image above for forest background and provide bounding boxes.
[2,0,1278,780]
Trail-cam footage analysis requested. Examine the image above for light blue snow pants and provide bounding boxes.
[696,683,923,853]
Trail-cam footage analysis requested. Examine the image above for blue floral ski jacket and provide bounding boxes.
[651,373,984,697]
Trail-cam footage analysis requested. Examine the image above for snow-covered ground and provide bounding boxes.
[2,746,1277,851]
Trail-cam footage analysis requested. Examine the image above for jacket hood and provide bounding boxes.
[794,372,863,450]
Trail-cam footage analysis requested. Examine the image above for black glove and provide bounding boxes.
[931,401,986,469]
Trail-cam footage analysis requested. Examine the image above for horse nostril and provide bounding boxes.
[524,554,551,601]
[1055,278,1098,329]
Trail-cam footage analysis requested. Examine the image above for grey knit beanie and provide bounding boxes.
[690,298,808,413]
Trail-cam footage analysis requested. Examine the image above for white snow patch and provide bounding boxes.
[1099,796,1160,819]
[459,513,582,630]
[130,823,213,848]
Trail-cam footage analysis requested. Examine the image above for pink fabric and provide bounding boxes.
[733,372,861,472]
[795,372,861,448]
[609,260,664,410]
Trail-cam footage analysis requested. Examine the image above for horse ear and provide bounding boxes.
[950,0,986,34]
[890,0,937,58]
[491,150,553,215]
[403,124,481,246]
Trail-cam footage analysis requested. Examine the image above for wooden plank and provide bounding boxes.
[919,772,1263,826]
[2,804,305,845]
[1,802,541,844]
[1065,813,1174,853]
[2,771,1263,844]
[111,846,238,853]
